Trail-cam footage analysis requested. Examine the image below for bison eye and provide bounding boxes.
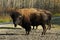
[19,16,22,17]
[18,16,23,19]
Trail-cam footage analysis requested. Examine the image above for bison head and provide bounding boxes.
[17,15,23,25]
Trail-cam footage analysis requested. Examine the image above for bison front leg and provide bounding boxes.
[33,26,38,30]
[36,26,38,29]
[41,24,46,35]
[13,21,17,27]
[33,26,35,29]
[13,17,20,27]
[25,26,31,35]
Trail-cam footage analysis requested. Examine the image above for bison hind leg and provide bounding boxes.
[32,26,38,30]
[47,23,51,30]
[47,21,51,30]
[41,24,46,35]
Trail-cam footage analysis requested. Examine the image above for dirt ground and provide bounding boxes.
[0,25,60,40]
[0,24,60,40]
[0,29,60,40]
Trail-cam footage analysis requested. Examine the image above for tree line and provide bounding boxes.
[0,0,60,15]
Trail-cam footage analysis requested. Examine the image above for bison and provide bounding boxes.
[5,8,52,35]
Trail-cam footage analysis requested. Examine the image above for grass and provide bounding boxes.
[0,16,12,23]
[53,13,60,16]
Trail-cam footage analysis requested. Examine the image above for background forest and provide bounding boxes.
[0,0,60,23]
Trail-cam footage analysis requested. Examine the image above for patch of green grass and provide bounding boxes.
[0,16,12,23]
[0,19,11,23]
[53,13,60,16]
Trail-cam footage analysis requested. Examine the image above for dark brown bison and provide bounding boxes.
[5,8,52,35]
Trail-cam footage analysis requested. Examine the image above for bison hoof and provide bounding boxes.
[26,32,30,35]
[42,32,45,35]
[14,26,17,28]
[26,33,29,35]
